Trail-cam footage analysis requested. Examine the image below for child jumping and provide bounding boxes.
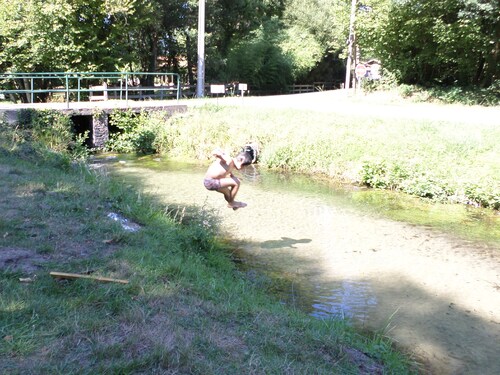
[203,147,254,209]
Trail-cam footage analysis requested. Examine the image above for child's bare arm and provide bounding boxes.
[212,148,232,164]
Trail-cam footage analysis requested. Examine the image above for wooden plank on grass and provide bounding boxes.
[50,271,129,284]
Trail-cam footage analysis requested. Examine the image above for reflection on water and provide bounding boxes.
[310,281,378,321]
[350,189,500,244]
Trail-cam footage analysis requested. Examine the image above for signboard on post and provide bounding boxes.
[210,84,225,94]
[355,64,367,78]
[238,83,247,97]
[210,84,225,105]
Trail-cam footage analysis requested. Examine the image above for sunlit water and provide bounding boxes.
[98,155,500,375]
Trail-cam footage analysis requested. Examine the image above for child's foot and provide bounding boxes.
[228,201,247,210]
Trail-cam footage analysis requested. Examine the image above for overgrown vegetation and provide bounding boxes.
[396,84,500,107]
[1,109,88,166]
[106,110,162,154]
[359,0,498,88]
[100,103,499,211]
[0,114,414,373]
[363,72,499,107]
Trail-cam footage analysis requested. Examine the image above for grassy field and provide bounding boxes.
[0,121,414,373]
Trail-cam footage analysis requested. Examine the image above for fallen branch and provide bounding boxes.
[50,271,129,284]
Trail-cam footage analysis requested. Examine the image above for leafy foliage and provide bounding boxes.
[0,110,88,165]
[107,110,151,154]
[279,26,324,81]
[465,183,500,210]
[283,0,349,53]
[0,0,497,94]
[106,110,170,154]
[0,0,154,72]
[226,21,294,91]
[360,0,499,88]
[360,159,500,209]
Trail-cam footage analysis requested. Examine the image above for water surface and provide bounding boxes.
[104,155,500,375]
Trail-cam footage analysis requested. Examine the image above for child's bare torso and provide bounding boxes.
[205,160,234,180]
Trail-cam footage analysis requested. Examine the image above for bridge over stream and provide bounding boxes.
[0,72,191,147]
[0,100,187,148]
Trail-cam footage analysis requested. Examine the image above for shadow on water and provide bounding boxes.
[260,237,312,249]
[97,154,500,375]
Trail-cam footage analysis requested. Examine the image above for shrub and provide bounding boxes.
[106,110,161,154]
[464,183,500,210]
[394,84,499,106]
[361,160,453,201]
[133,128,156,154]
[2,110,89,163]
[363,68,399,93]
[361,161,389,189]
[30,110,73,152]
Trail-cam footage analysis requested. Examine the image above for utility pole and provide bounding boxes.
[344,0,356,90]
[196,0,205,98]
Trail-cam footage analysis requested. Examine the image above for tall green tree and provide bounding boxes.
[225,19,294,91]
[128,0,188,79]
[281,0,353,84]
[283,0,350,54]
[202,0,287,82]
[360,0,499,87]
[0,0,154,72]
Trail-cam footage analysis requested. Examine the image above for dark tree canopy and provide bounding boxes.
[0,0,497,90]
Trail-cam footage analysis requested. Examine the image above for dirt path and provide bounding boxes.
[184,90,500,126]
[115,162,500,375]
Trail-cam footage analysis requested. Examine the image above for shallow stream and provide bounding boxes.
[105,155,500,375]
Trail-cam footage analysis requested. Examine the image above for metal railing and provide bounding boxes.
[0,72,181,108]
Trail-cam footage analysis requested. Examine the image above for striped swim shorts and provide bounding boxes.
[203,178,221,191]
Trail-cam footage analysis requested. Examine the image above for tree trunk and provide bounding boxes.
[186,32,195,85]
[146,31,158,86]
[481,37,498,88]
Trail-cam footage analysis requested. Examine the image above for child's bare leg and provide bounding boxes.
[217,187,233,204]
[216,187,241,208]
[217,176,244,208]
[229,181,239,202]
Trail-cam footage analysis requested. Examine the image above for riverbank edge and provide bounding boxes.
[0,131,417,372]
[150,101,500,211]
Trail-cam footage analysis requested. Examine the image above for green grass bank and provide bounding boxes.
[0,118,414,372]
[108,101,499,211]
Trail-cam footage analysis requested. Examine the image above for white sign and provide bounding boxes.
[210,84,225,94]
[238,83,247,91]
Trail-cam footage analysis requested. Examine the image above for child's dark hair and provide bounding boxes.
[237,143,259,166]
[236,150,254,166]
